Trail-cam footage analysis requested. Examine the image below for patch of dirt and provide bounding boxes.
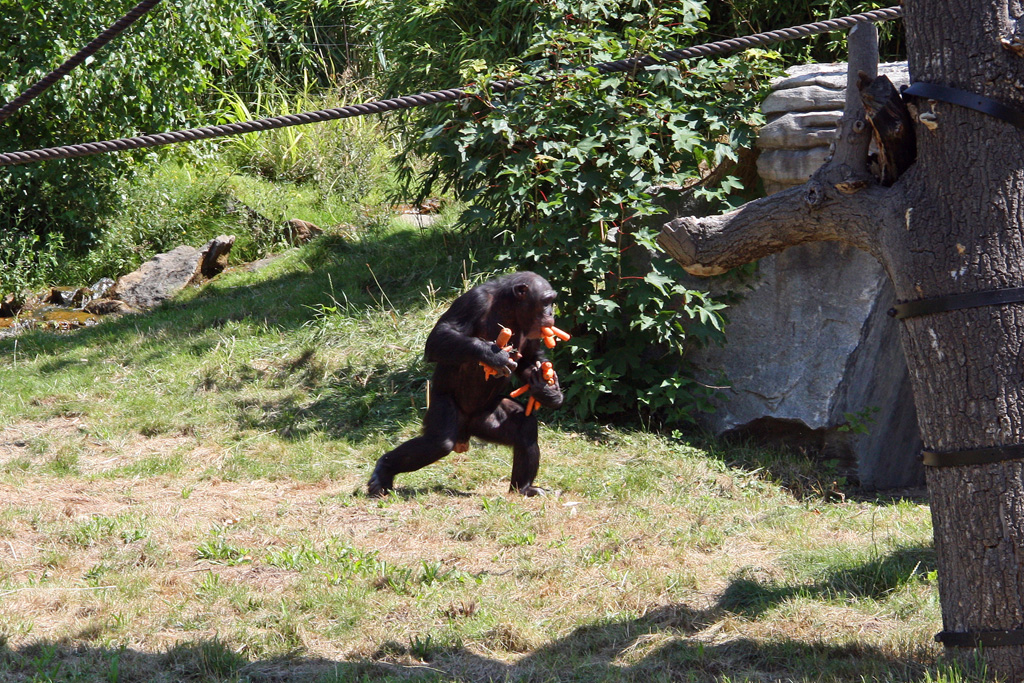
[0,416,85,460]
[0,417,227,474]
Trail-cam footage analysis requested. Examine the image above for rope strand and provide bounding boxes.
[0,0,164,124]
[0,5,901,167]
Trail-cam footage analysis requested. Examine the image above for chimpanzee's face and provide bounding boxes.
[522,289,557,339]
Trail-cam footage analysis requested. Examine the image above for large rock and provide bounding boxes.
[685,62,923,490]
[111,235,235,309]
[687,243,922,489]
[757,62,910,194]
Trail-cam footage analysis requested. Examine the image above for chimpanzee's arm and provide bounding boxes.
[424,289,516,372]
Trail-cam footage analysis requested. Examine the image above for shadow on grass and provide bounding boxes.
[0,594,966,682]
[230,361,428,442]
[378,484,474,500]
[689,430,930,507]
[6,226,494,364]
[717,543,937,619]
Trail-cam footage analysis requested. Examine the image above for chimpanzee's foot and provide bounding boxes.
[453,441,470,453]
[511,484,546,497]
[367,465,394,498]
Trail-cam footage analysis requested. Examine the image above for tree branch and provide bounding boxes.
[657,179,893,275]
[830,21,878,173]
[657,23,902,276]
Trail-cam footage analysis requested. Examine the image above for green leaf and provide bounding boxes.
[644,271,675,296]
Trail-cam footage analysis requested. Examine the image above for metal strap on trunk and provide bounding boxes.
[889,286,1024,320]
[937,629,1024,648]
[904,82,1024,131]
[921,444,1024,468]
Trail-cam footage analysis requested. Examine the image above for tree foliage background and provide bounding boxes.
[0,1,253,248]
[0,0,354,286]
[350,0,903,424]
[0,0,902,425]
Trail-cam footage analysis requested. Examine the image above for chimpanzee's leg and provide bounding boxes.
[467,398,543,496]
[368,392,462,497]
[453,424,471,453]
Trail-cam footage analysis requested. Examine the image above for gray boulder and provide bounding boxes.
[687,243,921,489]
[111,235,235,309]
[685,62,923,490]
[757,62,910,194]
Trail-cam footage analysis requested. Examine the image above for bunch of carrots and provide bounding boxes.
[541,325,571,348]
[480,327,515,380]
[510,361,556,415]
[489,325,570,416]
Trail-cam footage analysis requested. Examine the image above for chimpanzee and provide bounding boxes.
[367,272,564,497]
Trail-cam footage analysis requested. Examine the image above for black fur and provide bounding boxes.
[368,272,563,497]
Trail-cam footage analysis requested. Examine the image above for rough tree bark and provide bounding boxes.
[659,1,1024,677]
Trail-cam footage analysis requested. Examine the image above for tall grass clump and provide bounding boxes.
[0,231,66,301]
[218,78,395,207]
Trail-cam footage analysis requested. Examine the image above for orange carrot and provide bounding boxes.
[495,326,512,347]
[510,384,530,398]
[525,396,538,416]
[543,335,556,348]
[548,326,571,341]
[541,361,555,383]
[480,326,515,379]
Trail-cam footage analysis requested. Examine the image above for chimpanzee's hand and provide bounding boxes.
[488,344,518,377]
[525,361,563,408]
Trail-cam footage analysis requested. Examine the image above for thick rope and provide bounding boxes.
[0,5,902,167]
[595,6,902,72]
[0,0,164,124]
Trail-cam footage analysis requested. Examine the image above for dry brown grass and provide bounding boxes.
[0,411,949,682]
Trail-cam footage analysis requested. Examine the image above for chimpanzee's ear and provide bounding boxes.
[513,283,530,299]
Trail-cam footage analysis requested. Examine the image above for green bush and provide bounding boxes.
[413,0,784,425]
[352,0,539,98]
[0,0,258,249]
[349,0,544,193]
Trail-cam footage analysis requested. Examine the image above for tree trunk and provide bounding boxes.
[658,0,1024,676]
[902,0,1024,676]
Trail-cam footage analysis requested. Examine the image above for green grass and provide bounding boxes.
[0,214,982,682]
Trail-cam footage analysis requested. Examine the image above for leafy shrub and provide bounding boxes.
[352,0,539,98]
[0,0,386,292]
[350,0,544,191]
[0,0,258,250]
[414,0,784,424]
[0,231,65,300]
